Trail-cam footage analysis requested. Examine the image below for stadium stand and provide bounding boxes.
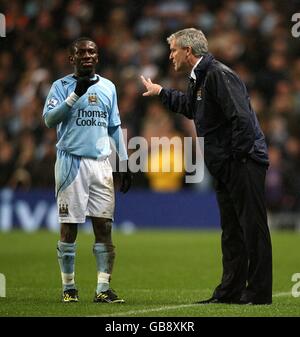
[1,0,300,227]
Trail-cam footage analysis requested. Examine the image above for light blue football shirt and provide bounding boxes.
[43,74,122,159]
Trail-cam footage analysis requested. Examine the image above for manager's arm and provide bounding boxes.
[140,76,193,119]
[206,70,256,159]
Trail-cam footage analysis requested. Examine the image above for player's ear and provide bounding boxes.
[69,55,75,65]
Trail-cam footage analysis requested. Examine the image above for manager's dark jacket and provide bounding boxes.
[159,53,269,179]
[159,53,272,304]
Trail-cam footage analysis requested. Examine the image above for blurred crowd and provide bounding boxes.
[1,0,300,213]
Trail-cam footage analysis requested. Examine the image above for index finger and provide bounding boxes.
[140,75,147,85]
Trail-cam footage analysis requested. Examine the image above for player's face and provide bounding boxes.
[169,39,190,72]
[70,40,98,77]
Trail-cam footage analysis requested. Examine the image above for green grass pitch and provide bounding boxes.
[0,229,299,317]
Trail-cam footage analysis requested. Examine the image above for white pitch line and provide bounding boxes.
[93,291,292,317]
[96,303,199,317]
[272,292,291,297]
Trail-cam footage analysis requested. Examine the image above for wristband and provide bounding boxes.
[65,92,79,107]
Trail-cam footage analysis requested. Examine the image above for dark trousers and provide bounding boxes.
[212,158,272,303]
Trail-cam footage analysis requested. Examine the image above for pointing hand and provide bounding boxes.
[140,76,162,96]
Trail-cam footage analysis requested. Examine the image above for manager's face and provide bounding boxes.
[69,40,98,77]
[169,39,190,72]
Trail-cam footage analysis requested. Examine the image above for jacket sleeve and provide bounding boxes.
[159,88,194,119]
[206,69,255,157]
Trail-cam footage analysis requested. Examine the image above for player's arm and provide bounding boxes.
[108,125,128,162]
[108,84,128,162]
[43,77,99,128]
[109,125,132,193]
[43,82,72,128]
[108,84,132,193]
[140,75,193,119]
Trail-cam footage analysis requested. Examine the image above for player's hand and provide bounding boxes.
[74,76,99,96]
[119,170,133,193]
[113,160,133,193]
[140,76,162,96]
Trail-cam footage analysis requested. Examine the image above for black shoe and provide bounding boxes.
[63,289,78,303]
[94,289,125,303]
[195,297,239,304]
[239,298,272,305]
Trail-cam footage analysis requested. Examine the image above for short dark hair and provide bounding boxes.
[69,37,98,55]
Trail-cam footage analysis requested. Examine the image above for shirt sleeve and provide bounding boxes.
[43,81,71,128]
[108,125,128,161]
[108,84,121,127]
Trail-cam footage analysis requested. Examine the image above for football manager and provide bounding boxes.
[141,28,272,305]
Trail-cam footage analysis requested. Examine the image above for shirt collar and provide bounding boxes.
[190,57,203,80]
[72,74,98,80]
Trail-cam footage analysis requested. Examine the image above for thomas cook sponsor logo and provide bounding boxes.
[76,109,107,127]
[59,203,69,217]
[88,93,98,105]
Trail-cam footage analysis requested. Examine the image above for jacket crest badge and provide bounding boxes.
[196,88,202,101]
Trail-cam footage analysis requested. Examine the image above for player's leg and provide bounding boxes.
[91,217,124,303]
[55,152,89,302]
[57,223,78,302]
[88,157,124,303]
[91,217,124,302]
[92,217,114,293]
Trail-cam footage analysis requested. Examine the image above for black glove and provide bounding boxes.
[74,76,99,96]
[119,171,133,193]
[113,161,133,193]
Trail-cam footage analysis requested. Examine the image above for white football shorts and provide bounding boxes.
[56,157,115,223]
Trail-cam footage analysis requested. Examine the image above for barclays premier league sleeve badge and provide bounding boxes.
[47,97,59,109]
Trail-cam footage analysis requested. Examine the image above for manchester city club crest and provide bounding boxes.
[88,93,98,105]
[59,203,69,217]
[196,88,202,101]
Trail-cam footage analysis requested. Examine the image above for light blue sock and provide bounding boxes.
[57,241,76,291]
[93,243,115,293]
